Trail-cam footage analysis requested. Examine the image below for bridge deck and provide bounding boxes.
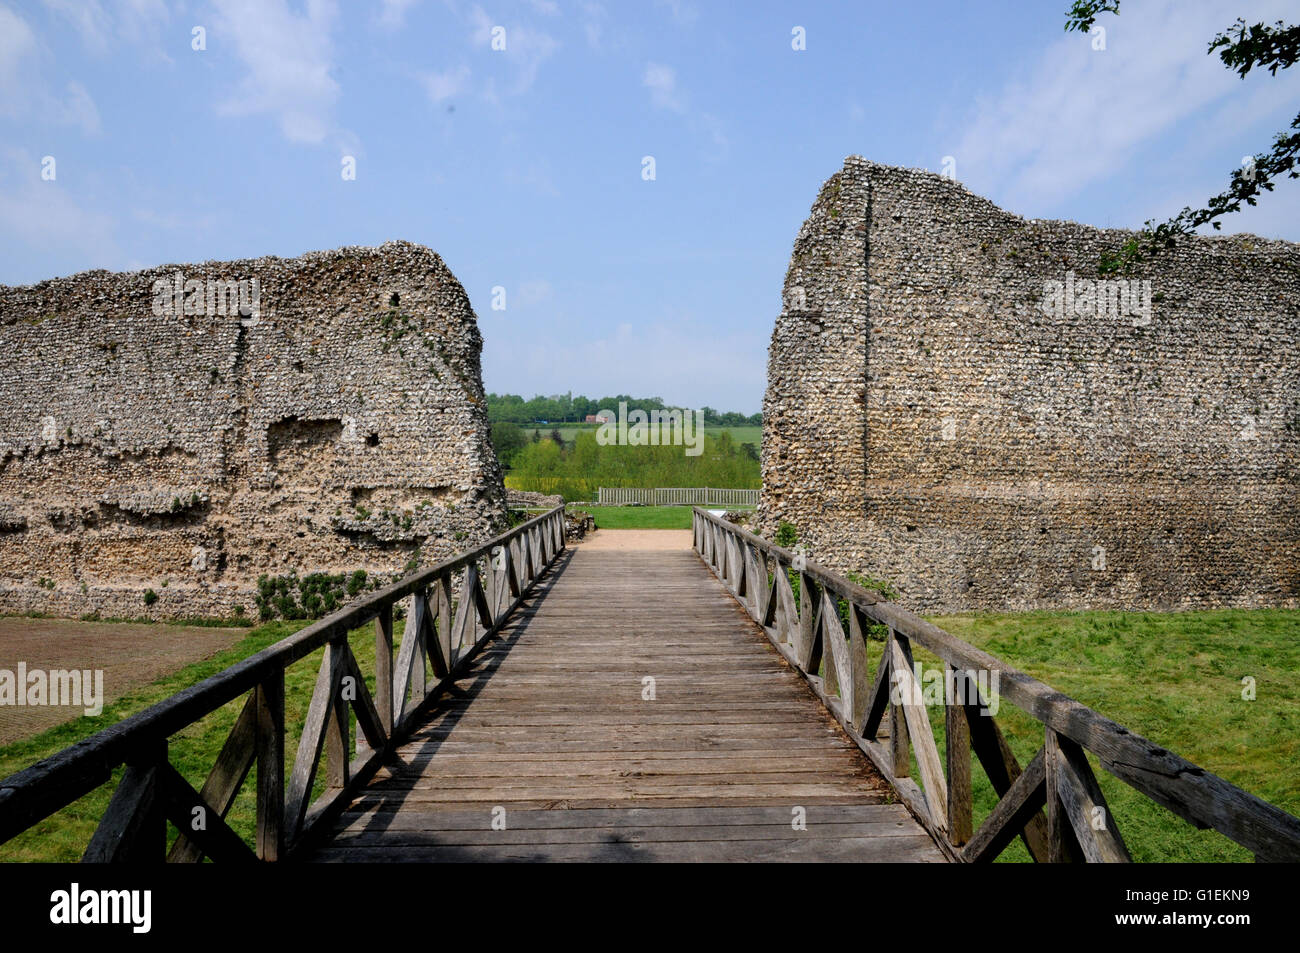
[307,532,944,862]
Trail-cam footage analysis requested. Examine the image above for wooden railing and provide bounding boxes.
[692,508,1300,863]
[598,487,760,506]
[0,506,567,862]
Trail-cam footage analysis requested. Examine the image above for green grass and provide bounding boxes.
[909,608,1300,862]
[0,617,405,862]
[569,505,731,529]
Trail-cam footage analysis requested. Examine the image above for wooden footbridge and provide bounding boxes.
[2,506,1298,862]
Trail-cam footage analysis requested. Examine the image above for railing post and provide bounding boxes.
[255,670,285,861]
[325,640,350,790]
[945,664,973,847]
[82,737,168,863]
[887,628,910,780]
[375,605,394,740]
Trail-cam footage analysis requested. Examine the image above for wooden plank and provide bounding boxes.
[963,690,1050,862]
[255,672,285,862]
[1053,732,1131,862]
[286,643,345,839]
[962,747,1047,863]
[167,694,256,863]
[886,630,909,779]
[889,634,947,833]
[159,763,257,863]
[1045,728,1083,863]
[374,606,394,738]
[82,742,165,863]
[945,665,973,847]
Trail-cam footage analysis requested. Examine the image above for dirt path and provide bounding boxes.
[574,529,694,551]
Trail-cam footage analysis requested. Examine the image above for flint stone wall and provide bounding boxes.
[0,241,506,619]
[759,157,1299,612]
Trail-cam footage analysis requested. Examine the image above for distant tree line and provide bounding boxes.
[487,391,761,427]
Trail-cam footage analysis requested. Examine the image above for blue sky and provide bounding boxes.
[2,0,1298,413]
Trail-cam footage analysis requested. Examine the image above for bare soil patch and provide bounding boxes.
[0,617,247,744]
[574,529,694,551]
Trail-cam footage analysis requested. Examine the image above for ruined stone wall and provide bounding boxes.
[0,241,506,619]
[760,157,1300,612]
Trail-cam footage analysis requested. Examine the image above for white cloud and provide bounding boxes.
[41,0,171,58]
[377,0,419,30]
[211,0,341,145]
[643,62,682,112]
[468,6,558,96]
[525,0,559,15]
[0,5,39,118]
[654,0,697,27]
[516,279,554,307]
[421,65,470,102]
[56,80,100,135]
[950,0,1300,214]
[0,5,101,134]
[0,147,116,264]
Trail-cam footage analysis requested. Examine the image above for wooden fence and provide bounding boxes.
[0,506,568,862]
[692,507,1300,862]
[598,487,759,507]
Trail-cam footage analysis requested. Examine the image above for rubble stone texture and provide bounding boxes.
[0,241,506,619]
[759,157,1299,612]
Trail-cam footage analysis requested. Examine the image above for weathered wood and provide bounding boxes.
[167,694,257,863]
[964,693,1050,862]
[860,648,892,740]
[820,590,852,716]
[1053,732,1131,862]
[374,605,394,737]
[798,572,821,674]
[1045,728,1083,863]
[945,665,973,847]
[286,642,346,839]
[83,742,166,863]
[159,763,257,863]
[302,542,943,863]
[255,672,284,862]
[889,634,947,832]
[848,604,871,733]
[688,507,1300,861]
[886,630,910,780]
[962,747,1047,863]
[325,641,350,790]
[341,643,387,752]
[0,507,569,860]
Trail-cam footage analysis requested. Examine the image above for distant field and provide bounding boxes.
[566,505,716,529]
[525,422,761,447]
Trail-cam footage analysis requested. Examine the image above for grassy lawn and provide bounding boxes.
[912,608,1300,862]
[0,606,1293,862]
[568,505,733,529]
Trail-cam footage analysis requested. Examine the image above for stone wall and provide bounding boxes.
[0,241,506,620]
[759,157,1300,612]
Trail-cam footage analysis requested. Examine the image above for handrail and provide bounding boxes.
[691,507,1300,863]
[0,505,569,861]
